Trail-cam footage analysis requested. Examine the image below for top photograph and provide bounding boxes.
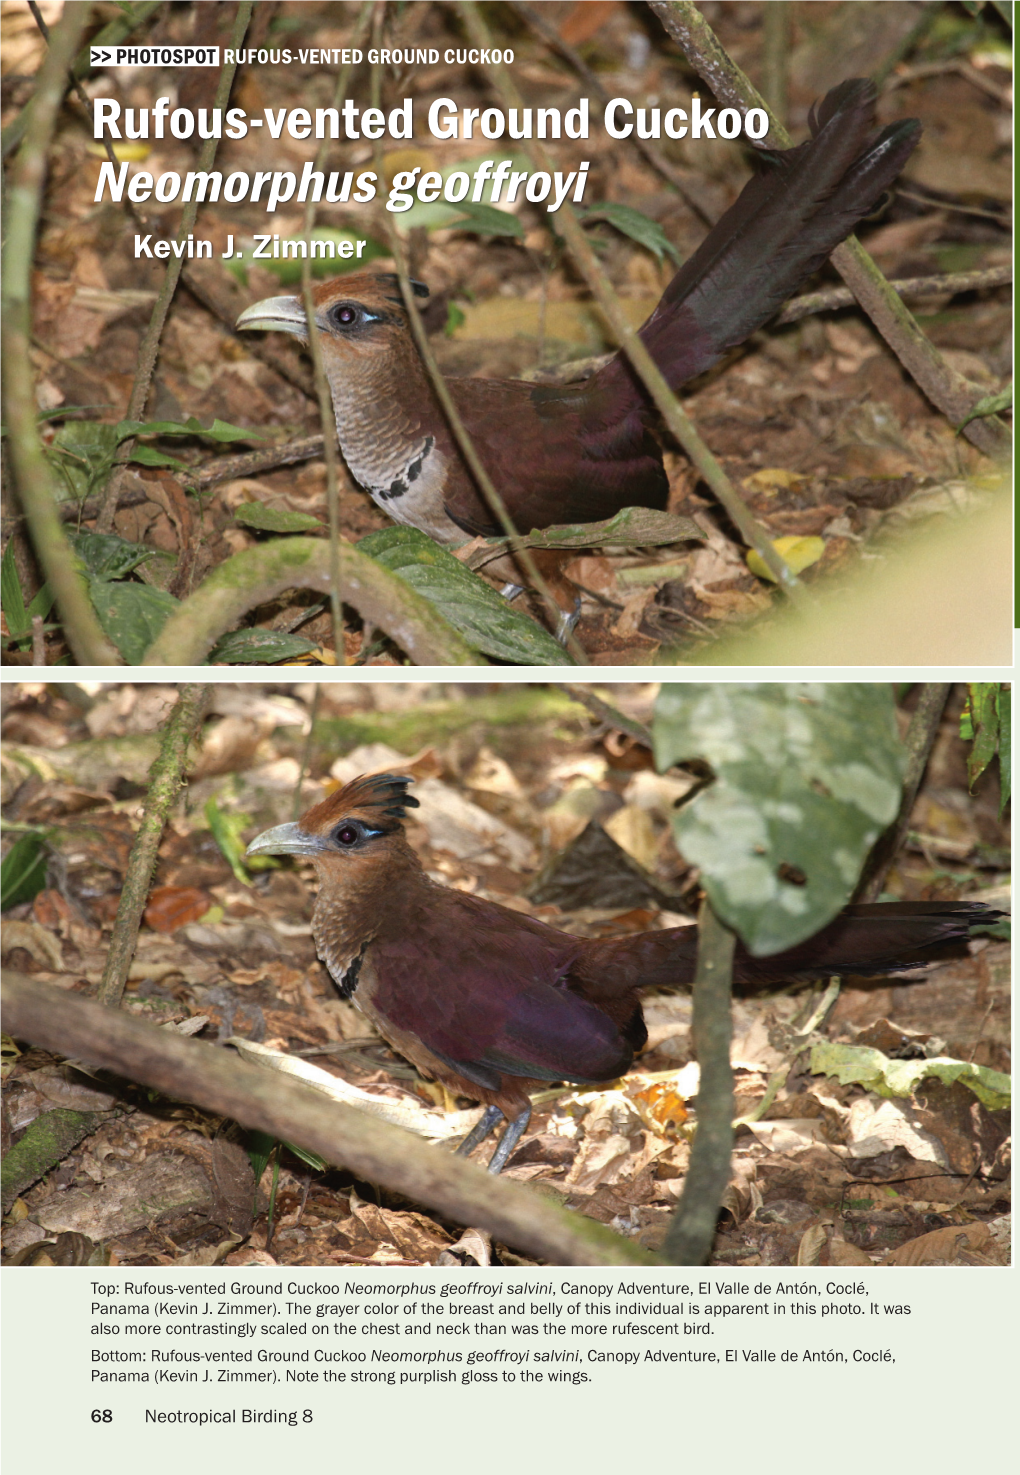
[0,0,1012,668]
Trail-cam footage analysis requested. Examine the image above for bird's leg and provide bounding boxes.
[486,1104,532,1175]
[499,582,526,601]
[456,1104,504,1158]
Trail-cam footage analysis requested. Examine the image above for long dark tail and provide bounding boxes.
[578,901,998,1001]
[731,900,997,985]
[587,79,920,416]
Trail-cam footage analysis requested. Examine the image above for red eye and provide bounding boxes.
[334,305,358,326]
[335,824,359,846]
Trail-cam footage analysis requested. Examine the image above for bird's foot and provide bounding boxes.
[456,1104,504,1158]
[454,1103,532,1174]
[499,582,526,601]
[487,1105,532,1175]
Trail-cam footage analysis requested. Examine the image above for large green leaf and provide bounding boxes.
[1,539,29,639]
[207,628,320,664]
[234,503,323,534]
[653,684,905,955]
[49,421,120,500]
[961,683,1010,815]
[70,531,154,581]
[468,507,702,568]
[0,542,55,644]
[810,1040,1010,1113]
[117,416,273,443]
[359,527,570,666]
[89,579,179,664]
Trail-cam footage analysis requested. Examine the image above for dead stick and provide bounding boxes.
[2,973,654,1267]
[95,685,212,1005]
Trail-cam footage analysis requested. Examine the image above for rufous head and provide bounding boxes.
[235,273,429,348]
[245,771,420,870]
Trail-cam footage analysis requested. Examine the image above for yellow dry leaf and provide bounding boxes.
[86,141,151,162]
[746,535,825,582]
[743,467,805,494]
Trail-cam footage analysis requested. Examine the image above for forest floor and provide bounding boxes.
[1,681,1009,1266]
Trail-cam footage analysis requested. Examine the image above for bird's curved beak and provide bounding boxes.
[236,296,308,339]
[246,821,323,858]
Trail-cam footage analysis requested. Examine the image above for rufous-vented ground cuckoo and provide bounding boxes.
[236,79,919,545]
[246,773,996,1174]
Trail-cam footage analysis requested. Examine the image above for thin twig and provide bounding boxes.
[857,683,952,903]
[760,0,790,127]
[456,2,806,601]
[895,187,1011,227]
[193,435,328,489]
[1,1,119,665]
[298,0,373,664]
[95,2,255,533]
[661,901,736,1265]
[648,0,1009,459]
[96,685,212,1006]
[884,57,1012,107]
[556,684,653,747]
[776,265,1012,325]
[370,50,590,659]
[3,972,655,1267]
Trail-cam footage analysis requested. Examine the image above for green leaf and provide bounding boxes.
[359,526,571,666]
[810,1040,1010,1112]
[1,831,50,908]
[392,153,531,233]
[1,539,29,638]
[998,687,1010,816]
[128,445,189,471]
[70,530,154,581]
[207,628,320,664]
[25,582,55,624]
[205,798,253,886]
[88,579,179,663]
[117,416,274,444]
[475,506,703,559]
[961,683,1001,787]
[48,421,120,499]
[576,203,683,266]
[283,1140,328,1172]
[443,200,524,238]
[444,302,466,337]
[234,502,324,534]
[961,682,1010,816]
[653,684,905,955]
[246,1130,277,1186]
[956,382,1011,431]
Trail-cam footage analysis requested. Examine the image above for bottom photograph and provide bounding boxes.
[0,680,1010,1269]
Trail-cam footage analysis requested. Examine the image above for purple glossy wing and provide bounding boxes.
[369,892,633,1084]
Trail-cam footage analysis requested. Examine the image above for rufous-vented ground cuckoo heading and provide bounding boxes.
[236,79,919,546]
[246,773,996,1175]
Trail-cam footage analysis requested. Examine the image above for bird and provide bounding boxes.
[245,771,995,1174]
[236,79,920,546]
